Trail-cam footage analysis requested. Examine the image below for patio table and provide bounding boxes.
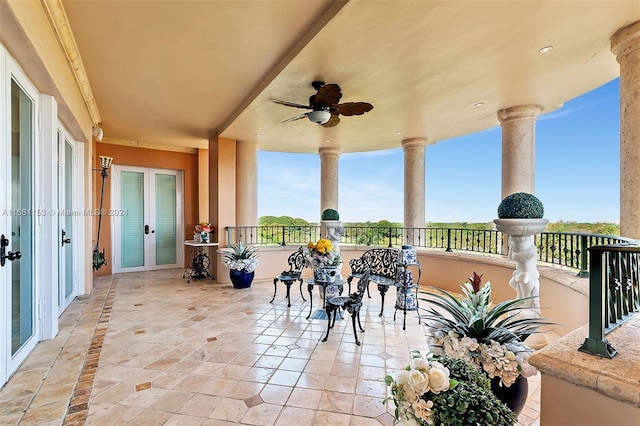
[305,277,345,319]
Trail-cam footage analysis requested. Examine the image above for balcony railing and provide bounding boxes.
[579,244,640,358]
[225,225,634,274]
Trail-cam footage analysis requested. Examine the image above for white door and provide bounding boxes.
[112,166,184,272]
[57,130,77,313]
[0,56,39,384]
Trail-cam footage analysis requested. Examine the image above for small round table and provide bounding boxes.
[305,277,344,320]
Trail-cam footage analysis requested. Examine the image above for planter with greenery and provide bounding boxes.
[495,192,548,235]
[221,242,259,289]
[385,350,517,425]
[420,272,554,416]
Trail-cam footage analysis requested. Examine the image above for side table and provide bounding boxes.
[184,240,219,283]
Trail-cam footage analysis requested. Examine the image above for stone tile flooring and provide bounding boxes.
[0,270,541,425]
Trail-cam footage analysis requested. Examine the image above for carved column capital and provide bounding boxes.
[611,20,640,59]
[401,137,428,150]
[497,105,542,124]
[318,146,341,157]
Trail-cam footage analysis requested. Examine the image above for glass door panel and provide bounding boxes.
[120,171,145,268]
[155,173,177,265]
[58,131,75,312]
[64,142,73,299]
[10,79,34,355]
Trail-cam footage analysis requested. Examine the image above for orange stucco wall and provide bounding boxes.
[93,144,198,276]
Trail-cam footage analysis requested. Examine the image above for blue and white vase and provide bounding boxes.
[401,245,417,264]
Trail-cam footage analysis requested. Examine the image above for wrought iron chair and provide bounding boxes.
[271,247,307,307]
[322,271,370,345]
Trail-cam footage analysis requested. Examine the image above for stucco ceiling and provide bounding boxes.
[62,0,640,153]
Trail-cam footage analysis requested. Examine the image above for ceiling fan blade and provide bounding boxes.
[322,113,340,128]
[281,112,309,123]
[271,98,312,109]
[337,102,374,116]
[314,84,342,106]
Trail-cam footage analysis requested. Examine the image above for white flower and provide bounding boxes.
[412,358,430,372]
[427,364,450,393]
[407,369,430,395]
[412,398,434,424]
[396,370,410,385]
[460,336,479,351]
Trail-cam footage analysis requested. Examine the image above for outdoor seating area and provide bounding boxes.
[0,269,541,425]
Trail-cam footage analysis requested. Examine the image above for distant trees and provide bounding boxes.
[258,216,311,227]
[254,217,621,247]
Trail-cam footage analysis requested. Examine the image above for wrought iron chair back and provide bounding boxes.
[323,270,371,345]
[271,247,307,307]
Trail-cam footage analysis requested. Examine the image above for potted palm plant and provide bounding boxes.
[221,242,259,289]
[420,272,554,416]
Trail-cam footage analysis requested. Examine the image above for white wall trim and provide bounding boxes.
[39,94,59,340]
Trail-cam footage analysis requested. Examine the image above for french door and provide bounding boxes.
[57,130,77,313]
[0,57,39,384]
[112,166,184,272]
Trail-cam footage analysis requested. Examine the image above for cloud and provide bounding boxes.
[538,103,596,121]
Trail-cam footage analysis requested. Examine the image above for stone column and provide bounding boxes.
[612,21,640,239]
[319,147,340,214]
[236,140,258,226]
[197,148,209,223]
[403,138,427,245]
[497,105,542,198]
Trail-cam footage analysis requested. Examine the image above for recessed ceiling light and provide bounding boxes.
[255,133,261,137]
[396,131,402,134]
[539,46,553,54]
[474,102,484,107]
[325,139,330,143]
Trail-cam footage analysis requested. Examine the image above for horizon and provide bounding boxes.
[257,78,620,225]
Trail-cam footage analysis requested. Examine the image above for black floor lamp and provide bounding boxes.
[93,155,113,270]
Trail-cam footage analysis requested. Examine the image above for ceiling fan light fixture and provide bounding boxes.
[308,110,331,124]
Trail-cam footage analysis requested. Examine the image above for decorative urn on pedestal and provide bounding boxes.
[493,192,549,349]
[320,208,345,283]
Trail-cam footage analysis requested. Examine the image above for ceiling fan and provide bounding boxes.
[271,81,373,127]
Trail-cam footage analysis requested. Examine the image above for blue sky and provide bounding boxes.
[257,78,620,224]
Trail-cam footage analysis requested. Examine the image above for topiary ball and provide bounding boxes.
[497,192,544,219]
[321,208,340,220]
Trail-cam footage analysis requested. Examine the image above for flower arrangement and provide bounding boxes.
[304,238,341,268]
[421,273,552,387]
[221,242,259,272]
[194,221,213,243]
[195,221,213,233]
[385,351,516,425]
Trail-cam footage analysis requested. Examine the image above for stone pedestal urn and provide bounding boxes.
[493,218,549,349]
[321,219,345,280]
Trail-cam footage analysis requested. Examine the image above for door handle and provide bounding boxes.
[1,234,22,267]
[145,225,149,235]
[61,229,71,246]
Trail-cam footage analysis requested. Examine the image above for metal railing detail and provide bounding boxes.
[578,244,640,358]
[225,225,634,275]
[226,225,321,247]
[536,233,632,277]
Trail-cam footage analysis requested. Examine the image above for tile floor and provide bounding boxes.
[0,270,541,425]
